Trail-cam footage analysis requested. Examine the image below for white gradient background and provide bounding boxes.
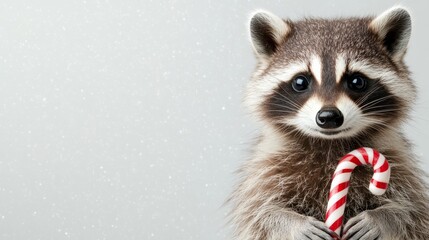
[0,1,428,239]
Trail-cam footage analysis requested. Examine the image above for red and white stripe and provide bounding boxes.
[325,147,390,236]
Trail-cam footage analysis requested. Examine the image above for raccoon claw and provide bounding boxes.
[294,217,336,240]
[342,212,381,240]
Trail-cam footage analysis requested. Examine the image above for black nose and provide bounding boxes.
[316,107,344,129]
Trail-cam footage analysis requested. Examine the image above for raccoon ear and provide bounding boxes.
[369,6,412,61]
[248,10,291,59]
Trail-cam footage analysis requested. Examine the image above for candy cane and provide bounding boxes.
[325,147,390,236]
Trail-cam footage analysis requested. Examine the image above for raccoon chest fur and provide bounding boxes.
[265,149,383,223]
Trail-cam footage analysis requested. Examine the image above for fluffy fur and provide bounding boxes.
[229,6,429,240]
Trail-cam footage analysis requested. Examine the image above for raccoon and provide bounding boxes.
[229,6,429,240]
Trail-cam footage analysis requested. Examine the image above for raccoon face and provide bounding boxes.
[245,7,415,140]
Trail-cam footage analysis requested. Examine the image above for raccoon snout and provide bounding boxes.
[316,107,344,129]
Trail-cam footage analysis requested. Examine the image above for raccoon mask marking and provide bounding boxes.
[244,7,414,140]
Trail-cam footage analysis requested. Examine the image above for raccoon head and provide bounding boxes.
[245,7,415,140]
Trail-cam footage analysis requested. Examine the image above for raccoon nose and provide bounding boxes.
[316,107,344,129]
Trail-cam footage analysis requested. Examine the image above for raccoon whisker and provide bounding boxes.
[355,85,384,101]
[282,124,307,140]
[270,90,303,109]
[367,95,395,105]
[270,93,302,110]
[355,84,386,105]
[360,96,393,108]
[267,101,299,111]
[361,96,395,107]
[362,104,399,110]
[363,109,401,115]
[358,95,395,109]
[266,110,296,115]
[343,106,361,122]
[361,104,403,114]
[361,107,401,113]
[363,110,401,116]
[267,110,295,115]
[366,123,394,135]
[360,118,398,133]
[355,85,385,106]
[267,110,296,115]
[277,85,303,108]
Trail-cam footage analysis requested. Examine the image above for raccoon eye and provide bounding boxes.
[347,76,367,92]
[292,76,310,92]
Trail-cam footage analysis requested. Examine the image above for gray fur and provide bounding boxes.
[229,6,429,240]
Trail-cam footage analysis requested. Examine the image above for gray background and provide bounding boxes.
[0,1,427,239]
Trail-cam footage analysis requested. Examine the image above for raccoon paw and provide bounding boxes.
[292,216,336,240]
[342,212,381,240]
